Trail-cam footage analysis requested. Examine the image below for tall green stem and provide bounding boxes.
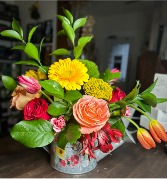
[125,117,140,129]
[128,104,152,121]
[40,90,53,103]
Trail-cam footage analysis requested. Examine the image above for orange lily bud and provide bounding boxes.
[149,119,167,143]
[137,128,156,149]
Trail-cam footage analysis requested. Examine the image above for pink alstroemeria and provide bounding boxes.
[50,116,66,133]
[80,134,96,159]
[18,75,41,94]
[123,107,131,117]
[110,87,126,103]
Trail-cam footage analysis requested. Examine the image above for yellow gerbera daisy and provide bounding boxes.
[55,146,65,160]
[25,69,47,80]
[83,77,113,101]
[48,58,89,90]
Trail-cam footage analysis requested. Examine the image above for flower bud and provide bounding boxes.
[149,119,167,143]
[137,128,156,149]
[18,75,41,94]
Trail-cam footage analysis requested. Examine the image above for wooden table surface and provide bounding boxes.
[1,136,167,178]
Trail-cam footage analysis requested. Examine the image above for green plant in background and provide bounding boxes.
[1,8,167,156]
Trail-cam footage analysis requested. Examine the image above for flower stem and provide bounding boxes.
[40,90,53,103]
[125,117,140,129]
[128,104,152,121]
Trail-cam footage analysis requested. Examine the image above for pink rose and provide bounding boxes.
[18,75,41,94]
[109,87,126,103]
[109,68,120,85]
[23,98,50,120]
[73,95,110,134]
[50,116,66,133]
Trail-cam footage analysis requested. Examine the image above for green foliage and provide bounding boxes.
[63,8,73,24]
[64,90,82,102]
[47,101,68,116]
[10,120,54,148]
[140,92,157,107]
[24,42,39,61]
[110,120,126,136]
[73,17,87,31]
[28,26,38,42]
[12,18,23,39]
[12,45,25,51]
[15,60,39,67]
[51,48,70,56]
[39,66,49,74]
[1,75,17,91]
[39,80,64,99]
[100,69,120,82]
[0,30,22,41]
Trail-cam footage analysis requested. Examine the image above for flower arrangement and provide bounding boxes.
[1,8,167,160]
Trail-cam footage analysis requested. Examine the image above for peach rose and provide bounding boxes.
[73,95,110,134]
[10,85,41,110]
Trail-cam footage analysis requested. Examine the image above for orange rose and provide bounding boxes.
[10,85,41,110]
[73,95,110,134]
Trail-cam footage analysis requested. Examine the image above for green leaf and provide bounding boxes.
[134,99,151,113]
[0,30,22,41]
[78,36,92,46]
[39,66,49,74]
[57,15,70,24]
[66,123,81,144]
[57,130,68,149]
[28,26,38,42]
[57,30,66,36]
[62,21,75,45]
[10,120,54,148]
[1,75,17,91]
[157,98,167,104]
[116,100,126,113]
[15,60,39,67]
[63,8,73,24]
[140,92,157,107]
[39,37,45,55]
[12,18,23,39]
[39,80,64,99]
[111,120,125,135]
[24,42,39,61]
[141,78,158,95]
[124,81,140,101]
[73,17,87,31]
[64,90,82,102]
[100,69,120,82]
[47,101,68,116]
[12,45,25,51]
[51,48,70,56]
[73,44,85,59]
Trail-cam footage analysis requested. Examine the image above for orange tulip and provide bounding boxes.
[137,128,156,149]
[149,119,167,143]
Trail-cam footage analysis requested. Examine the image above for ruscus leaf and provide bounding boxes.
[12,18,23,39]
[73,17,87,31]
[1,75,17,91]
[51,48,70,56]
[0,30,22,41]
[24,42,39,61]
[28,26,38,42]
[15,60,39,67]
[63,8,73,24]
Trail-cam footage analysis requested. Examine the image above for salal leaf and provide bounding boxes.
[0,30,22,41]
[24,42,39,61]
[157,98,167,104]
[39,80,64,99]
[141,78,158,95]
[47,101,68,116]
[10,120,54,148]
[12,18,23,39]
[73,17,87,31]
[73,44,85,59]
[63,8,73,24]
[51,48,70,56]
[66,123,81,144]
[140,92,157,107]
[12,45,25,51]
[78,36,92,46]
[57,30,66,36]
[124,81,140,101]
[39,66,49,74]
[64,90,82,102]
[57,130,68,149]
[57,15,70,24]
[134,99,151,113]
[1,75,17,91]
[15,60,39,67]
[62,21,75,45]
[28,26,38,42]
[111,120,125,135]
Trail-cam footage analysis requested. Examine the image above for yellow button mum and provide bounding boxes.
[25,69,47,80]
[48,58,89,90]
[83,77,113,101]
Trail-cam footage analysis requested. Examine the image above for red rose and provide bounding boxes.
[23,98,50,120]
[109,87,126,103]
